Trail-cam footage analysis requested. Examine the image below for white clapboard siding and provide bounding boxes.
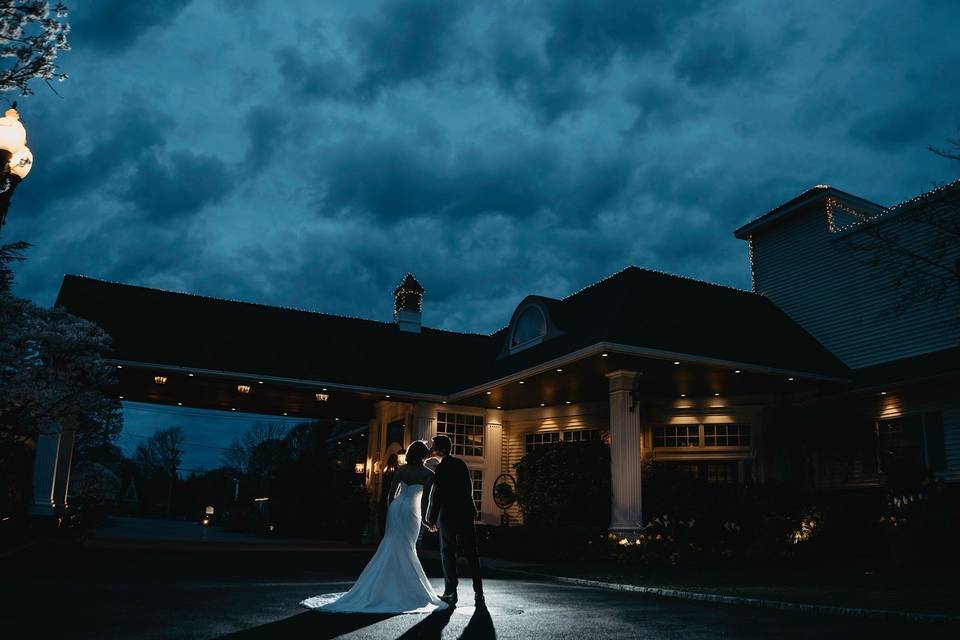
[751,201,960,369]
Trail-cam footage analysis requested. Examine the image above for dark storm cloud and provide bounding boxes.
[124,150,231,219]
[849,103,941,152]
[71,0,193,52]
[316,136,631,224]
[673,28,756,87]
[623,81,704,134]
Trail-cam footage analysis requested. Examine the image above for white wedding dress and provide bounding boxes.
[301,481,448,614]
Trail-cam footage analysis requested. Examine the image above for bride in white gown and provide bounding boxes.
[301,440,448,614]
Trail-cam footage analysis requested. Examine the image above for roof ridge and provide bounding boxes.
[562,265,755,300]
[60,274,488,338]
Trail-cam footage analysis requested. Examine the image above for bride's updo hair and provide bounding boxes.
[404,440,429,466]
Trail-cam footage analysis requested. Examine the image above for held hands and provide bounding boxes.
[424,521,438,533]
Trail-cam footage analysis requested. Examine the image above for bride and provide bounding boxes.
[301,440,448,614]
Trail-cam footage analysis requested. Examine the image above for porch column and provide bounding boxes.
[483,409,504,525]
[31,418,77,517]
[607,370,642,533]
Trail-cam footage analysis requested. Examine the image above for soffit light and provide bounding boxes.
[316,393,329,401]
[601,353,609,357]
[237,385,251,394]
[154,375,167,385]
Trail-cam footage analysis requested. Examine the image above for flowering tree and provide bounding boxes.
[0,1,69,96]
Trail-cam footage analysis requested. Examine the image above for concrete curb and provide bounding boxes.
[495,567,960,625]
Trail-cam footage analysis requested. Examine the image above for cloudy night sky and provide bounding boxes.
[4,0,959,469]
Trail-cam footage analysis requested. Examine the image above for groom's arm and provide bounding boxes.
[424,468,442,526]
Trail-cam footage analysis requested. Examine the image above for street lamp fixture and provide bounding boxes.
[0,104,33,228]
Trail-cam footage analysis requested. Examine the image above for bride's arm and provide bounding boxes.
[386,470,401,505]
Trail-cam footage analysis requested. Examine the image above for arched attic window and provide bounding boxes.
[511,305,547,350]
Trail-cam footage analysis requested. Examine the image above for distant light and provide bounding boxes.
[601,353,609,357]
[188,373,195,377]
[154,375,167,385]
[257,380,263,384]
[335,417,340,421]
[385,394,391,398]
[714,393,720,397]
[118,395,124,399]
[540,403,545,407]
[680,394,686,397]
[354,463,365,474]
[316,392,329,401]
[673,361,680,365]
[254,497,269,502]
[788,377,794,381]
[442,401,447,404]
[519,381,525,385]
[237,384,251,394]
[565,401,571,404]
[880,391,887,395]
[322,388,327,391]
[282,412,288,416]
[486,391,492,395]
[734,370,741,374]
[177,402,183,406]
[116,365,123,369]
[231,408,236,411]
[556,368,563,372]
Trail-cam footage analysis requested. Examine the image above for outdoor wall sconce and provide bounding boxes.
[354,463,365,474]
[237,384,251,394]
[315,392,329,401]
[154,375,167,385]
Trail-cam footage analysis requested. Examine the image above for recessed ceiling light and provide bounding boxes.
[496,406,501,409]
[257,380,263,384]
[734,370,741,374]
[788,377,794,381]
[556,368,563,372]
[714,393,720,397]
[283,412,288,416]
[231,407,237,411]
[486,391,492,395]
[519,381,525,384]
[335,417,340,421]
[118,395,124,399]
[442,400,447,404]
[116,365,123,369]
[880,391,887,395]
[565,401,571,404]
[177,402,183,406]
[680,394,686,397]
[322,388,327,391]
[673,361,680,365]
[188,373,195,377]
[539,403,545,407]
[385,394,391,398]
[601,353,609,357]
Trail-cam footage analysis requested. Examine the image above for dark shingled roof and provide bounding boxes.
[55,267,849,395]
[733,185,883,239]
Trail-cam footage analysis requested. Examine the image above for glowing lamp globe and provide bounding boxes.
[9,146,32,179]
[0,108,27,154]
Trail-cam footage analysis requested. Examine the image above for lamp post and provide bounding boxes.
[0,103,33,229]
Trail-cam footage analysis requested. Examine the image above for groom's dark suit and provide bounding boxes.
[425,455,483,596]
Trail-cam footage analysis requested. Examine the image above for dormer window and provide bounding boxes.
[511,305,547,350]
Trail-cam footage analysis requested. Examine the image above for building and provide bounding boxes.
[38,180,960,531]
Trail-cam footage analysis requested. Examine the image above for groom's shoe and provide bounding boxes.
[440,592,458,606]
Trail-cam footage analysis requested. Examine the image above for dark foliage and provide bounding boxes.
[515,440,611,529]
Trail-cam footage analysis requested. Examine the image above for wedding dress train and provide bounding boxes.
[301,481,448,614]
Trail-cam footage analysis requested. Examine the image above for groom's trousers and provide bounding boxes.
[438,515,483,595]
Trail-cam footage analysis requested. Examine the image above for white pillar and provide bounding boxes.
[31,419,76,517]
[607,370,642,533]
[483,410,503,525]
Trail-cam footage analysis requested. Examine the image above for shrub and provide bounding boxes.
[515,440,610,529]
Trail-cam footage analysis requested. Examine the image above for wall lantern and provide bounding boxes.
[354,463,365,474]
[0,106,33,229]
[237,384,251,394]
[315,392,329,402]
[154,375,167,385]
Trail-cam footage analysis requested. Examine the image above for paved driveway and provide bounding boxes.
[2,542,952,639]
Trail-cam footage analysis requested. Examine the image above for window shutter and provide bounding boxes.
[923,412,947,471]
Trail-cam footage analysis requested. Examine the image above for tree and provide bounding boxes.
[0,292,121,466]
[0,1,70,96]
[134,426,184,518]
[222,421,290,472]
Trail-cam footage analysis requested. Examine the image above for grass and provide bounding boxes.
[528,561,960,616]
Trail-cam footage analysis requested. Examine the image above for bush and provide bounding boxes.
[515,441,610,529]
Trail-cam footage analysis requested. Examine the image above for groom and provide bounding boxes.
[424,435,484,606]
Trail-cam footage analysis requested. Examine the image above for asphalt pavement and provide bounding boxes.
[2,539,954,640]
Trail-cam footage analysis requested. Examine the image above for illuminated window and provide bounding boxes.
[436,412,484,457]
[525,429,600,453]
[511,305,546,349]
[653,425,700,448]
[470,469,483,520]
[703,424,750,447]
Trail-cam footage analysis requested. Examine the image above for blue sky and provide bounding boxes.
[3,0,959,468]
